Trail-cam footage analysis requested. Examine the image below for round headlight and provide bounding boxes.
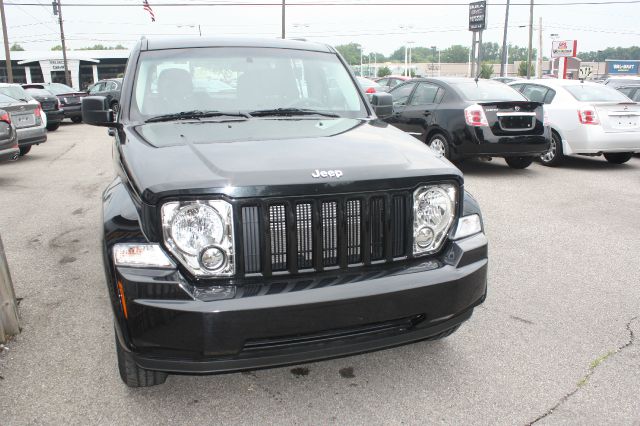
[170,204,224,255]
[416,187,453,228]
[415,226,435,248]
[200,246,226,271]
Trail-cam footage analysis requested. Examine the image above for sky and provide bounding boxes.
[3,0,640,56]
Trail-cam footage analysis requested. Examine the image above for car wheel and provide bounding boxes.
[19,146,31,156]
[426,325,461,341]
[603,152,633,164]
[46,123,60,131]
[115,332,167,387]
[427,133,450,159]
[540,131,564,167]
[504,156,534,169]
[71,117,83,123]
[111,101,120,115]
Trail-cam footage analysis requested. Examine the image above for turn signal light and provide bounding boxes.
[578,107,600,125]
[464,104,489,127]
[0,111,10,123]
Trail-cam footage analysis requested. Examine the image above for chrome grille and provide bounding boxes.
[321,202,338,266]
[269,205,287,271]
[296,203,313,269]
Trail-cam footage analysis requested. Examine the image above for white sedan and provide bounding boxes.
[509,79,640,166]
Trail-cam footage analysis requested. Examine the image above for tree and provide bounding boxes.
[480,63,494,79]
[335,43,361,65]
[377,66,391,78]
[518,61,535,77]
[10,43,24,51]
[51,45,63,51]
[440,45,470,63]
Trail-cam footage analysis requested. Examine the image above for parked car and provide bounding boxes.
[603,76,640,88]
[510,79,640,165]
[82,37,488,387]
[356,76,384,98]
[0,108,19,163]
[22,86,64,131]
[87,78,122,113]
[384,77,550,169]
[491,76,523,84]
[616,84,640,102]
[375,75,412,92]
[23,83,86,123]
[0,93,46,156]
[0,83,47,128]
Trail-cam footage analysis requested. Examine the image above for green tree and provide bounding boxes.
[480,63,494,79]
[377,66,391,78]
[440,45,470,63]
[51,45,63,51]
[10,43,24,51]
[335,43,362,65]
[518,61,535,77]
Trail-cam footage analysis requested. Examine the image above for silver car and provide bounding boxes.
[0,93,46,156]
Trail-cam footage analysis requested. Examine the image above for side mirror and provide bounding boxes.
[370,92,393,119]
[82,96,116,127]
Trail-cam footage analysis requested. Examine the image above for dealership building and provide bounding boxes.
[0,50,129,90]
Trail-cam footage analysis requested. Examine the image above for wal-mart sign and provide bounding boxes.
[607,61,639,75]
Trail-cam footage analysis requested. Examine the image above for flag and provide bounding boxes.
[143,0,155,22]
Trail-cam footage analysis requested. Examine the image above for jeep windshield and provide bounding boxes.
[132,47,369,122]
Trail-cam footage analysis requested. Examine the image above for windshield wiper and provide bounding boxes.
[249,108,340,118]
[145,110,251,123]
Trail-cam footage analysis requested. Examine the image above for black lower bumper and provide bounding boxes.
[45,109,64,123]
[111,233,488,375]
[62,105,82,118]
[456,127,550,158]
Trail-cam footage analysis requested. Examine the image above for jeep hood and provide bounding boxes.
[120,118,462,204]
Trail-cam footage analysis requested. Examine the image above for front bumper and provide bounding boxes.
[16,125,47,147]
[457,126,550,158]
[110,233,488,374]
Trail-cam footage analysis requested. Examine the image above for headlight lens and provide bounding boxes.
[413,184,456,255]
[162,200,234,277]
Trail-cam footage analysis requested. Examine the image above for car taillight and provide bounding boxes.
[464,104,489,127]
[0,112,10,123]
[34,104,42,118]
[578,107,600,125]
[366,87,376,94]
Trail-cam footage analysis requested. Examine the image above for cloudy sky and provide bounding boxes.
[4,0,639,55]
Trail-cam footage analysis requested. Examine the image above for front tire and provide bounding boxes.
[427,133,451,159]
[19,146,31,156]
[540,131,564,167]
[504,156,533,169]
[71,116,82,123]
[115,332,168,387]
[603,152,633,164]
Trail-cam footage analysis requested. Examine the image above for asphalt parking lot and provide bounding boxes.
[0,123,639,425]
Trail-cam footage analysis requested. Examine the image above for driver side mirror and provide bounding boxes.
[370,92,393,119]
[82,96,117,127]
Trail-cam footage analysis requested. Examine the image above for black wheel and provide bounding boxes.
[427,133,451,159]
[540,131,564,167]
[110,101,120,115]
[426,325,461,341]
[603,152,633,164]
[46,123,60,131]
[71,116,82,123]
[504,156,534,169]
[19,146,31,156]
[115,332,167,387]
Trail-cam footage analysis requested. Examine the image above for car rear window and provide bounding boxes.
[453,81,526,102]
[564,84,630,102]
[0,85,33,101]
[25,88,54,97]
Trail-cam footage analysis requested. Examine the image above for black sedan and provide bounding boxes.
[385,77,550,169]
[87,78,122,113]
[0,109,19,163]
[23,83,86,123]
[23,86,64,131]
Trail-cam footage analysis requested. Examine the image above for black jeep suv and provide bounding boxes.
[82,37,488,387]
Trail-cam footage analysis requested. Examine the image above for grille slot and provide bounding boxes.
[346,200,362,263]
[269,205,287,271]
[392,195,406,257]
[242,206,261,273]
[321,201,338,266]
[296,203,313,269]
[369,197,385,261]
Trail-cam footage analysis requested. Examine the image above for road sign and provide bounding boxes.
[579,66,593,79]
[552,40,577,58]
[469,1,487,31]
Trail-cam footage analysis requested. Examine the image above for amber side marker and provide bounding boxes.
[117,280,129,319]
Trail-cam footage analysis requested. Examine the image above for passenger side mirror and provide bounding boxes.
[82,96,117,127]
[370,92,393,119]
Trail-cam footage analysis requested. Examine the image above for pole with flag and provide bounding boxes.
[143,0,155,22]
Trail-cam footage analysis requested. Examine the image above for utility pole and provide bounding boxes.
[526,0,534,79]
[54,0,71,87]
[500,0,510,77]
[0,0,13,83]
[0,235,20,344]
[537,17,543,78]
[281,0,285,39]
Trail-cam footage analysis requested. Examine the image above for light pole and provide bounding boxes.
[407,41,414,77]
[550,33,559,77]
[526,0,534,79]
[500,0,511,77]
